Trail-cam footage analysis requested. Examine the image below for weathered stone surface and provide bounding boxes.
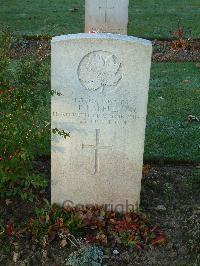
[51,33,152,211]
[85,0,129,34]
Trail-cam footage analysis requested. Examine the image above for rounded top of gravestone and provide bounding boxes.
[51,33,152,47]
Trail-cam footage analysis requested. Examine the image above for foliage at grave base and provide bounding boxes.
[169,21,192,51]
[2,204,166,253]
[0,205,166,260]
[0,29,50,199]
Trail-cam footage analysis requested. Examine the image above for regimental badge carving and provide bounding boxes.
[78,51,122,92]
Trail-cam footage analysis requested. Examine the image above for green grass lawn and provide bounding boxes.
[129,0,200,39]
[0,0,199,39]
[145,62,200,163]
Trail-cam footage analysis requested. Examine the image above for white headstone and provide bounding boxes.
[51,33,152,212]
[85,0,129,34]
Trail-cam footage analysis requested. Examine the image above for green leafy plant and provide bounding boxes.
[113,213,166,249]
[24,205,166,252]
[0,29,49,200]
[52,128,70,139]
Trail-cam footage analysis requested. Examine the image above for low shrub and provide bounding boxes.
[0,29,50,200]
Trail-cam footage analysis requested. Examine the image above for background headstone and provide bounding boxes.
[85,0,129,34]
[51,33,152,211]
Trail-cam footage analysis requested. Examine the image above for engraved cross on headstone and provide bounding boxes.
[105,0,114,24]
[82,129,112,174]
[98,0,114,25]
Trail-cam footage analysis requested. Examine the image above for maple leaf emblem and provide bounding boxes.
[78,51,122,92]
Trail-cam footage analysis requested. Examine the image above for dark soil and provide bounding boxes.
[108,165,200,265]
[10,39,200,62]
[153,40,200,62]
[0,164,199,265]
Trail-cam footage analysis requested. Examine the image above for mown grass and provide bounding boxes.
[145,62,200,163]
[129,0,200,39]
[0,0,199,39]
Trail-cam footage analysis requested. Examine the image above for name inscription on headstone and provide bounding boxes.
[52,97,138,126]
